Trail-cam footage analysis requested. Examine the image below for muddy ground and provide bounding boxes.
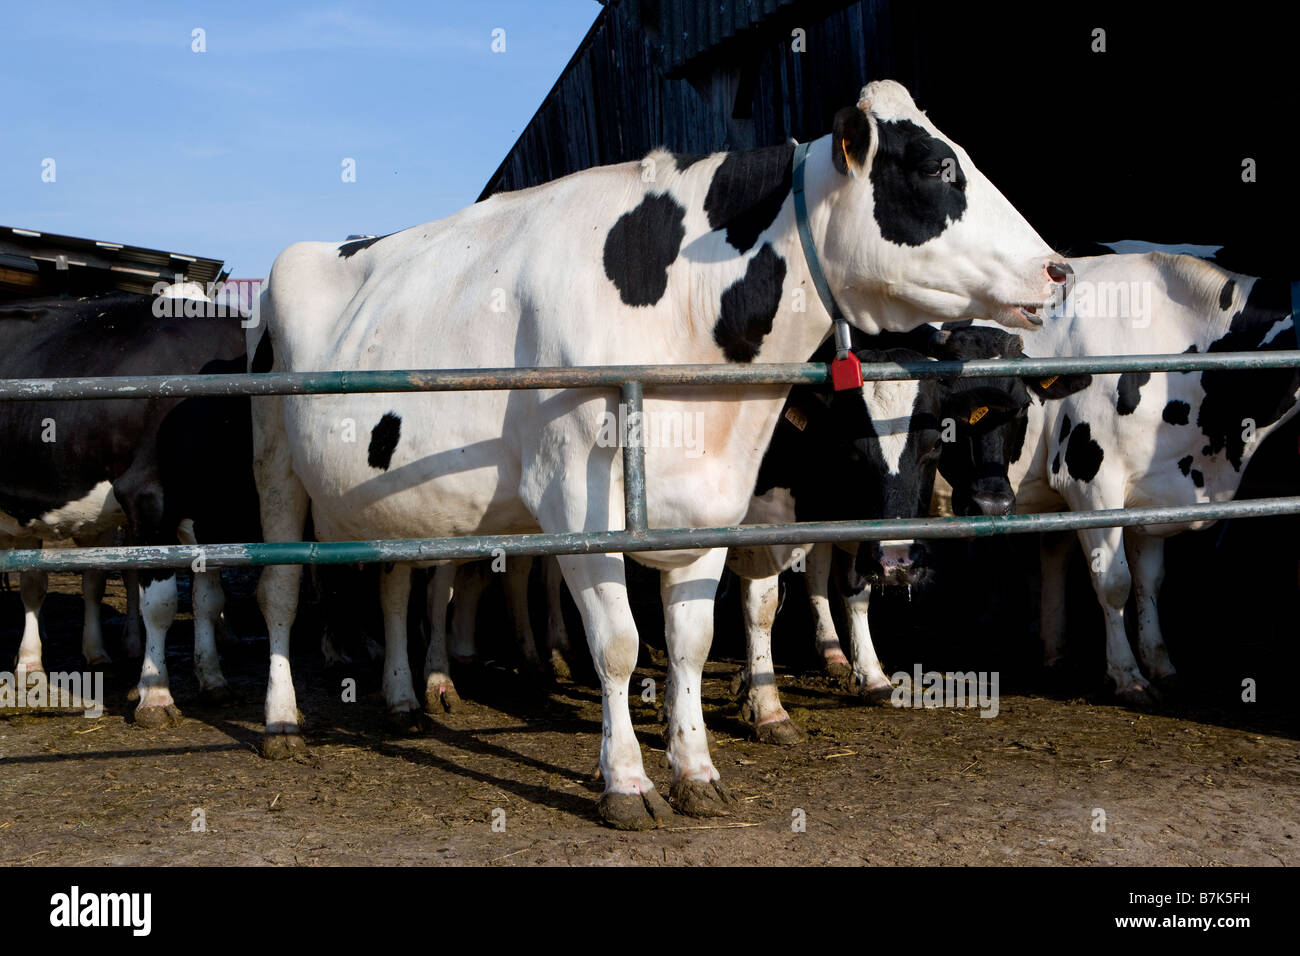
[1,538,1296,866]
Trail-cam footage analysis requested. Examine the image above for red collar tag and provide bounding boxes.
[830,350,863,391]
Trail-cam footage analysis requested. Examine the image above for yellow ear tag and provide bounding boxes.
[784,406,808,431]
[1039,375,1059,390]
[841,139,853,171]
[968,406,989,425]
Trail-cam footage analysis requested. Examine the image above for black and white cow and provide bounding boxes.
[0,292,260,724]
[728,326,1086,743]
[252,80,1071,829]
[939,253,1297,705]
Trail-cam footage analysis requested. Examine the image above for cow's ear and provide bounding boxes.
[944,388,1022,429]
[1026,373,1092,400]
[832,106,872,176]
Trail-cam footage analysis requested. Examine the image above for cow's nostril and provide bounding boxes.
[1045,260,1073,284]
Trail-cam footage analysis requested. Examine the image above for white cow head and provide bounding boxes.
[813,80,1069,333]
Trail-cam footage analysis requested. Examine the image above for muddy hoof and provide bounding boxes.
[386,707,433,735]
[669,778,736,818]
[729,668,750,698]
[425,681,461,714]
[261,732,309,761]
[133,703,183,728]
[1115,682,1162,711]
[858,683,896,706]
[198,684,237,707]
[548,648,572,682]
[754,717,803,746]
[824,659,852,681]
[598,789,674,830]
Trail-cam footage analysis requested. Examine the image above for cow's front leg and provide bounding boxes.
[423,563,460,712]
[15,567,46,679]
[1126,533,1176,687]
[134,572,182,727]
[1077,524,1153,708]
[191,569,233,705]
[448,561,488,663]
[737,573,802,745]
[661,548,735,816]
[805,543,851,678]
[558,552,672,830]
[841,581,895,703]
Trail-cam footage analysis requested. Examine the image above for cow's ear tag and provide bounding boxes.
[968,405,989,425]
[1038,375,1059,390]
[831,351,863,391]
[784,406,809,431]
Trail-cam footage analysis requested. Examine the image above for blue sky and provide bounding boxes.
[0,1,599,280]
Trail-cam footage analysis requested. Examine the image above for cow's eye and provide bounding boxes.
[919,160,943,178]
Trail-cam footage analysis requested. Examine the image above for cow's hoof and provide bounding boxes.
[133,703,183,728]
[857,683,895,706]
[824,658,852,681]
[598,789,674,830]
[385,707,432,735]
[548,648,572,682]
[1115,681,1162,711]
[1153,673,1181,699]
[198,684,237,707]
[425,679,461,714]
[754,716,803,746]
[261,732,309,761]
[669,778,735,818]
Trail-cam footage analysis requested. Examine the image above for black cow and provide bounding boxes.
[0,291,259,725]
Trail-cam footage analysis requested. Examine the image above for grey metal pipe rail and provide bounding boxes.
[3,497,1298,573]
[1,350,1299,401]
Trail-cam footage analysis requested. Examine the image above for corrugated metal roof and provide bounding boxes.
[0,225,228,300]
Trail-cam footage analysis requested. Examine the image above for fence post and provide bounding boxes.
[621,380,647,535]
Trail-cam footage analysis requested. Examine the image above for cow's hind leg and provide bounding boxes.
[16,565,46,679]
[1127,533,1177,689]
[736,573,801,745]
[504,555,545,676]
[661,548,735,816]
[122,568,143,658]
[423,563,460,712]
[192,569,234,705]
[841,580,895,703]
[380,563,426,733]
[79,569,111,667]
[1077,524,1154,708]
[543,556,576,679]
[252,394,312,759]
[558,552,672,830]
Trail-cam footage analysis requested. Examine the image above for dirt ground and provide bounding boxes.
[0,561,1296,867]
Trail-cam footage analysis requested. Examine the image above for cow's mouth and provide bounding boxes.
[1015,304,1043,327]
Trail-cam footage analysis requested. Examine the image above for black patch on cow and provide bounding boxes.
[1177,454,1193,476]
[602,193,687,307]
[1162,399,1190,425]
[713,243,787,362]
[1051,452,1061,474]
[1190,469,1204,488]
[1059,415,1072,441]
[337,234,388,258]
[702,144,794,253]
[367,413,401,471]
[1063,421,1104,482]
[250,330,274,373]
[869,119,968,247]
[673,152,707,171]
[1218,278,1235,311]
[1116,370,1150,415]
[1197,278,1298,470]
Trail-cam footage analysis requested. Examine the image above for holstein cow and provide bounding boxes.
[251,80,1070,829]
[0,292,259,724]
[729,326,1086,743]
[940,253,1297,705]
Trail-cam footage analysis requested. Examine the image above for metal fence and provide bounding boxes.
[2,349,1299,574]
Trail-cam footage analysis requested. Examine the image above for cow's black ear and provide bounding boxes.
[832,106,872,175]
[1027,373,1092,400]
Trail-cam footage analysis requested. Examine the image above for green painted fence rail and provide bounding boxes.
[3,497,1298,573]
[1,350,1299,401]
